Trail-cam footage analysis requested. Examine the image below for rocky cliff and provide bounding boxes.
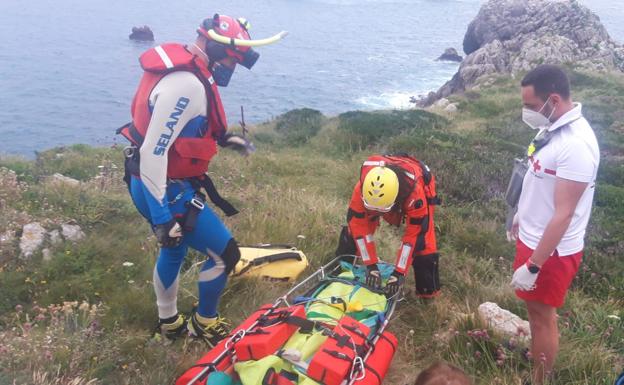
[420,0,624,106]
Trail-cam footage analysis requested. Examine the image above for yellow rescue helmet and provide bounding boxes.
[362,166,399,212]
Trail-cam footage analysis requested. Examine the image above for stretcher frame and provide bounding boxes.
[183,254,399,385]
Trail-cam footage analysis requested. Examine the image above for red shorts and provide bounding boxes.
[513,240,583,308]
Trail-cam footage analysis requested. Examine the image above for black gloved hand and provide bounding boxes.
[218,133,256,156]
[385,271,405,297]
[153,218,183,248]
[365,264,381,289]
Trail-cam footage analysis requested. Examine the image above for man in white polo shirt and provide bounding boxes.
[508,65,599,384]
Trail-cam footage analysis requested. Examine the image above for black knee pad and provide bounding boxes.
[221,238,241,275]
[335,226,357,257]
[412,253,440,297]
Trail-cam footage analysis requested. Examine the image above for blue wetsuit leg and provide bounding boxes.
[132,177,234,320]
[177,197,233,319]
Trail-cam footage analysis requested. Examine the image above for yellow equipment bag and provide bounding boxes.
[232,244,308,282]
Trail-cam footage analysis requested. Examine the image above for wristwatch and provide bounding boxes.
[527,260,541,274]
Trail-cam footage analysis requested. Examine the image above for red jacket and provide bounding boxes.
[119,43,227,179]
[347,155,439,275]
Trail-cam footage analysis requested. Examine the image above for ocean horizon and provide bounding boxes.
[0,0,622,156]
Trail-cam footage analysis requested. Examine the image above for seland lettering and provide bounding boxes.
[153,97,190,156]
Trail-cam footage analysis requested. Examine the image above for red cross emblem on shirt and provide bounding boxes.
[533,159,541,172]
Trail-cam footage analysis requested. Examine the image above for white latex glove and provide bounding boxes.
[510,263,538,291]
[506,213,519,242]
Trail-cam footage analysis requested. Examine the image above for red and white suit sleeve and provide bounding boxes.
[394,183,430,275]
[347,183,379,266]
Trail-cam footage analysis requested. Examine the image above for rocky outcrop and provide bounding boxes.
[428,98,459,114]
[19,223,47,259]
[46,173,80,187]
[129,26,154,41]
[444,103,458,114]
[434,98,450,109]
[436,48,463,62]
[478,302,531,340]
[16,222,85,260]
[420,0,624,106]
[61,224,85,242]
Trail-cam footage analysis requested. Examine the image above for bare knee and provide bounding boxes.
[526,302,558,339]
[526,301,556,321]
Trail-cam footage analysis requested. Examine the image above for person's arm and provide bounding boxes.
[394,183,429,275]
[138,72,206,225]
[347,183,378,266]
[529,178,588,266]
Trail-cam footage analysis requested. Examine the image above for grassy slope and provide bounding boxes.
[0,70,622,385]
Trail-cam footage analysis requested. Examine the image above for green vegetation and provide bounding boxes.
[273,108,325,146]
[0,69,622,385]
[336,109,447,150]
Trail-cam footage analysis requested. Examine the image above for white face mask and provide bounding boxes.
[522,96,555,130]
